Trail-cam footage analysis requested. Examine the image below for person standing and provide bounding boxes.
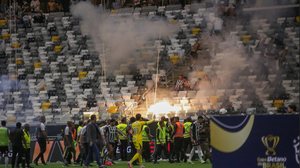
[128,114,153,168]
[0,120,10,168]
[153,121,167,164]
[84,115,104,168]
[167,117,175,163]
[200,116,212,163]
[102,119,124,164]
[11,122,26,168]
[63,121,75,166]
[187,116,206,164]
[117,117,128,161]
[172,117,186,163]
[127,117,138,166]
[79,120,90,166]
[76,120,84,164]
[141,124,152,162]
[34,116,48,165]
[183,117,192,162]
[23,124,33,168]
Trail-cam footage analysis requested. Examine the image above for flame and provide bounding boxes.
[148,101,180,115]
[147,98,192,118]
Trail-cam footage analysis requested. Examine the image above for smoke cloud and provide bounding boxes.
[71,2,178,75]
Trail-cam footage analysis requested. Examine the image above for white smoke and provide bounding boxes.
[71,2,178,75]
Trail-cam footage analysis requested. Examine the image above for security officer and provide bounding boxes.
[183,117,192,162]
[0,120,10,168]
[76,120,84,164]
[153,121,167,164]
[23,124,33,168]
[172,117,186,163]
[117,117,128,161]
[141,123,152,162]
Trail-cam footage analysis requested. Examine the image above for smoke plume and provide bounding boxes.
[71,2,178,75]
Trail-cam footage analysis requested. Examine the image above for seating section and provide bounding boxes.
[0,4,299,124]
[129,5,299,115]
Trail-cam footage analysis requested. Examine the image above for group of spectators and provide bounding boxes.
[0,0,71,14]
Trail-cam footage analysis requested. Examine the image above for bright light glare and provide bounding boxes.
[148,101,180,115]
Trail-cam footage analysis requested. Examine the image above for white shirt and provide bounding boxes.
[79,126,87,136]
[64,126,70,136]
[40,123,45,131]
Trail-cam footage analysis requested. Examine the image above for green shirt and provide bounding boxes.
[0,127,9,146]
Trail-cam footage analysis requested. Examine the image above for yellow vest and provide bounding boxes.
[77,126,83,135]
[142,125,150,142]
[184,122,192,138]
[156,125,166,144]
[117,123,127,140]
[23,130,31,149]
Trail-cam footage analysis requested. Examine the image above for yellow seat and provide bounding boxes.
[51,35,60,42]
[78,71,88,79]
[2,33,10,40]
[54,45,63,53]
[169,19,177,24]
[16,58,23,65]
[273,100,284,109]
[11,42,21,48]
[111,9,117,14]
[170,54,180,64]
[41,102,51,111]
[192,28,201,36]
[34,62,42,69]
[108,106,118,113]
[0,19,7,26]
[296,16,300,23]
[241,35,251,44]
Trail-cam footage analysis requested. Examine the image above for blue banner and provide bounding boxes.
[210,114,300,168]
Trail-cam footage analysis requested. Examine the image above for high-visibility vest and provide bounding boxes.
[156,125,166,144]
[23,130,31,149]
[174,122,184,138]
[168,124,174,140]
[77,126,83,137]
[157,121,168,140]
[117,123,128,140]
[0,127,9,146]
[142,125,150,142]
[184,122,192,138]
[165,122,170,141]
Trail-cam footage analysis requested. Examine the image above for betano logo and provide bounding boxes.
[293,136,300,164]
[261,135,280,156]
[210,115,255,153]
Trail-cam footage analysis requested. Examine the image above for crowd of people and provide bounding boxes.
[0,113,211,168]
[0,0,71,14]
[0,0,200,13]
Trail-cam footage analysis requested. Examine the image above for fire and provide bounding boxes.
[147,101,180,116]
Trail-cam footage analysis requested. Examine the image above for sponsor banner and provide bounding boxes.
[210,114,299,168]
[0,139,157,163]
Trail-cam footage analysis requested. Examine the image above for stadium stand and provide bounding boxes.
[0,0,299,125]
